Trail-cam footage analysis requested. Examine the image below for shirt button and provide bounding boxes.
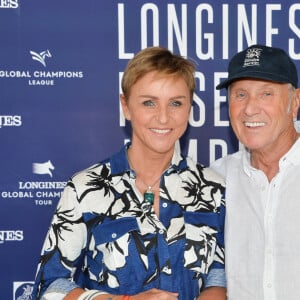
[111,233,117,238]
[267,283,272,288]
[159,229,164,234]
[162,202,168,208]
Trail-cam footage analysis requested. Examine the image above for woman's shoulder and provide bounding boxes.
[70,146,127,184]
[184,156,225,186]
[70,159,111,186]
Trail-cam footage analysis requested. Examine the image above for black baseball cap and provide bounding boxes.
[216,44,298,89]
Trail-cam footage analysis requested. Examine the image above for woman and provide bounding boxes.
[33,47,226,300]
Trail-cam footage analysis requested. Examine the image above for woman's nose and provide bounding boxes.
[156,106,169,123]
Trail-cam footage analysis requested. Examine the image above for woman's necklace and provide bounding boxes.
[139,176,161,205]
[127,154,161,205]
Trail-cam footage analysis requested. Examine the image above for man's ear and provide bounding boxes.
[292,88,300,119]
[120,94,131,121]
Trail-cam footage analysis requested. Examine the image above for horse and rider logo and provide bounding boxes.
[32,160,55,177]
[13,282,34,300]
[29,49,51,67]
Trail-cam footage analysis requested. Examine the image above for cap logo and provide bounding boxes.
[243,47,263,67]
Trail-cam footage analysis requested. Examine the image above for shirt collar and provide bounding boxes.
[242,148,252,177]
[109,142,186,176]
[241,136,300,177]
[279,136,300,168]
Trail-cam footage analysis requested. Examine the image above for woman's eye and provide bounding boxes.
[170,100,182,107]
[143,100,155,107]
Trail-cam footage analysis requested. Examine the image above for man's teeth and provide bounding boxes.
[244,122,265,127]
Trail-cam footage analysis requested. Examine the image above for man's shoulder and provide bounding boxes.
[210,151,243,176]
[214,151,243,164]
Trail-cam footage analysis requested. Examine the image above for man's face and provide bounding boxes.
[228,79,298,152]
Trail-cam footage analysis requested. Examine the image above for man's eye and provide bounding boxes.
[234,92,246,100]
[259,91,273,100]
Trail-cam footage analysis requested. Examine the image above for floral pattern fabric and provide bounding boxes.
[33,144,225,300]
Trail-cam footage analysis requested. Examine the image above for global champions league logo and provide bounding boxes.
[28,48,83,85]
[30,49,52,67]
[0,48,84,85]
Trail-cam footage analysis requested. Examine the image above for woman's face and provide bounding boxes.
[121,71,191,156]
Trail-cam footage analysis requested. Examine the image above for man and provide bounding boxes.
[211,44,300,300]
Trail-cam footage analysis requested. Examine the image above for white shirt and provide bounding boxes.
[211,138,300,300]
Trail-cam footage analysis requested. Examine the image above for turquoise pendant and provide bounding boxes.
[144,187,154,205]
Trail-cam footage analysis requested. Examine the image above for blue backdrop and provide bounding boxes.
[1,1,299,299]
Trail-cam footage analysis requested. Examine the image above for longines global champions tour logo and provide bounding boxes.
[0,159,66,206]
[32,160,55,177]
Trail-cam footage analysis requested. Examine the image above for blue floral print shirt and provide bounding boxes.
[33,144,226,300]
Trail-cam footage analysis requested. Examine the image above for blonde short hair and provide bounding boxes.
[121,47,196,101]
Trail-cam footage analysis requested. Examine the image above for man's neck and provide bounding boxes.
[251,132,299,182]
